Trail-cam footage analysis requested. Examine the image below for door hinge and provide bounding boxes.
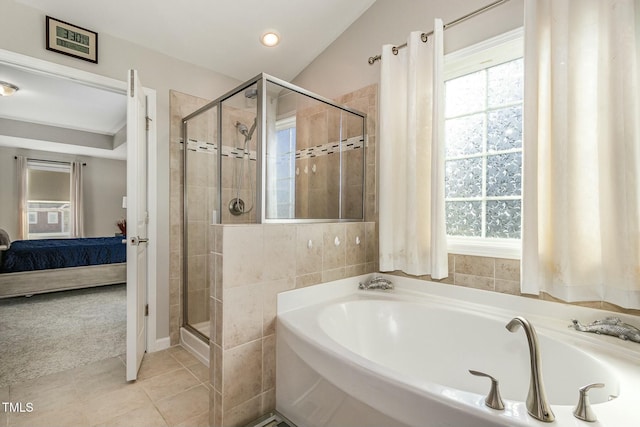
[129,70,135,98]
[145,304,149,316]
[146,116,152,131]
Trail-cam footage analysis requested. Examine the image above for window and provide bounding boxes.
[269,116,296,218]
[444,29,523,258]
[26,160,72,239]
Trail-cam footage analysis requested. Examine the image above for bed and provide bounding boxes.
[0,234,127,299]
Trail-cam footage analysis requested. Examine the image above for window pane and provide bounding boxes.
[446,158,482,198]
[445,70,486,117]
[446,201,482,237]
[445,114,484,157]
[486,200,521,238]
[486,153,522,197]
[488,58,523,107]
[487,105,522,152]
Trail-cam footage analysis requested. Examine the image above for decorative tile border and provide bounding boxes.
[179,134,364,161]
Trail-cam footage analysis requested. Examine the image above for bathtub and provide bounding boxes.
[276,274,640,427]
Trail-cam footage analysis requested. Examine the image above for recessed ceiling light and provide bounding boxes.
[0,81,19,97]
[261,31,280,47]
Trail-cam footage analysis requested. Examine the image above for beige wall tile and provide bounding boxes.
[262,225,296,281]
[495,258,520,281]
[295,272,322,288]
[223,225,264,287]
[222,340,262,409]
[262,335,276,392]
[263,278,295,336]
[296,224,324,275]
[346,223,366,266]
[261,389,276,414]
[323,223,346,270]
[222,284,263,349]
[322,267,346,282]
[346,263,367,277]
[365,222,376,263]
[454,273,494,291]
[222,395,262,427]
[455,255,494,278]
[495,279,520,295]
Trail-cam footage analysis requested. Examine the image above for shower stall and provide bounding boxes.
[181,73,367,341]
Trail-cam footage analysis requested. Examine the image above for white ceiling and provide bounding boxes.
[15,0,378,82]
[1,0,377,160]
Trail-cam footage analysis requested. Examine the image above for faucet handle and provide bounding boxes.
[469,370,505,410]
[573,383,604,422]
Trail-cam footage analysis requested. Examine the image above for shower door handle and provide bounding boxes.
[130,236,149,246]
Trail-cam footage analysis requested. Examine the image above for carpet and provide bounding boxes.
[0,284,126,387]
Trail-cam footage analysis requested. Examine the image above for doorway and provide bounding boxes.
[0,48,157,383]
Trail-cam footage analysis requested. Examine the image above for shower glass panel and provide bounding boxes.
[182,74,365,341]
[264,80,365,220]
[182,106,217,341]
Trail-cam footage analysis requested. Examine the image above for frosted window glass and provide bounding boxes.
[446,201,482,237]
[486,200,521,238]
[488,58,523,107]
[445,114,484,157]
[445,71,486,117]
[487,106,522,152]
[486,153,522,197]
[445,158,482,198]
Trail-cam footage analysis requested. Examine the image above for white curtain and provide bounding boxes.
[70,161,84,238]
[379,24,448,278]
[522,0,640,308]
[16,156,28,240]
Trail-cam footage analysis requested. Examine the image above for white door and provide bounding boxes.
[126,69,148,381]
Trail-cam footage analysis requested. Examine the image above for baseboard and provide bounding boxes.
[153,336,171,352]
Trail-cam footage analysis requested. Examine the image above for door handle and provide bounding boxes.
[130,236,149,246]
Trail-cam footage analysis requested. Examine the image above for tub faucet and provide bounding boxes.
[505,316,555,423]
[358,276,394,291]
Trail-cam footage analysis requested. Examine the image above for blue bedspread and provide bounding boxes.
[0,237,126,273]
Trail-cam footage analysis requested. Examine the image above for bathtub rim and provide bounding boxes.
[277,273,640,427]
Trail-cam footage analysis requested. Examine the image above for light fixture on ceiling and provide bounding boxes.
[0,81,19,97]
[260,31,280,47]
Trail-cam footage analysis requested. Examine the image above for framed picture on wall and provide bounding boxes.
[46,16,98,64]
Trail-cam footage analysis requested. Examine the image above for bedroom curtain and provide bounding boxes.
[378,24,448,278]
[16,156,28,240]
[522,0,640,308]
[70,161,84,238]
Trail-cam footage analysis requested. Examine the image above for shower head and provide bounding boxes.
[235,121,249,137]
[245,88,258,99]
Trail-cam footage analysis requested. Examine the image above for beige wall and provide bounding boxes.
[2,0,241,340]
[0,147,126,238]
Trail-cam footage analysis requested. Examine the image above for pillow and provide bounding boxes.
[0,228,10,250]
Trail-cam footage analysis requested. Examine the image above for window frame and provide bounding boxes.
[444,27,524,260]
[25,160,73,240]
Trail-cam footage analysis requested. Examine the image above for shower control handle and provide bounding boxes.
[469,370,505,410]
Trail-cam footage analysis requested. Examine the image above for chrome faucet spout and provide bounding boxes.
[505,316,555,423]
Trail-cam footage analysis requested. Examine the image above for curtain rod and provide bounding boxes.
[14,156,86,166]
[367,0,512,65]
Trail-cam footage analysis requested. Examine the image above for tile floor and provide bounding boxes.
[0,346,210,427]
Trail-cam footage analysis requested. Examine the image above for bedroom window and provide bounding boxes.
[444,28,523,259]
[26,160,72,239]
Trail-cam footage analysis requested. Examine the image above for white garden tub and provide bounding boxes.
[276,274,640,427]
